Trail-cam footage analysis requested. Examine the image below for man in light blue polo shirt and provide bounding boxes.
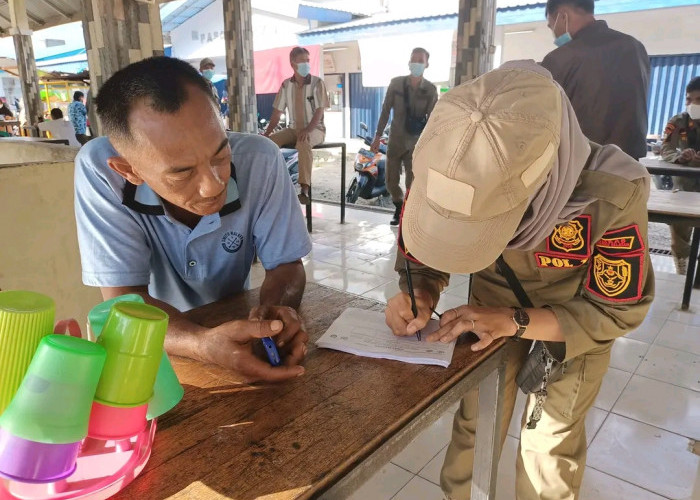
[74,57,312,382]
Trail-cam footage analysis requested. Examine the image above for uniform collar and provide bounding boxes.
[575,19,607,40]
[122,161,241,217]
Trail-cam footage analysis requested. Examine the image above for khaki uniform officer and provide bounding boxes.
[659,76,700,275]
[385,61,654,500]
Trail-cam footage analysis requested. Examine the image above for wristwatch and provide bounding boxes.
[511,308,530,340]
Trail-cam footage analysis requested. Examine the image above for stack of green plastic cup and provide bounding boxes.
[95,302,168,407]
[87,294,144,339]
[0,291,55,415]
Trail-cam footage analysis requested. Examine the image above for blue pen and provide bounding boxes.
[261,337,281,366]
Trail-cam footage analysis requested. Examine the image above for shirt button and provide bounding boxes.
[188,260,197,267]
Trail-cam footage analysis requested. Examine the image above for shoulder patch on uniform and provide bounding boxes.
[596,224,644,255]
[586,253,644,302]
[664,122,676,138]
[546,215,591,258]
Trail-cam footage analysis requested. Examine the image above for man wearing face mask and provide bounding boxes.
[540,0,650,161]
[199,58,219,102]
[265,47,329,205]
[371,47,438,225]
[661,76,700,275]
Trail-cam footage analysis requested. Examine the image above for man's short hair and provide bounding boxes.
[73,91,84,101]
[411,47,430,60]
[289,46,310,63]
[687,76,700,94]
[95,56,216,142]
[545,0,594,17]
[50,108,63,120]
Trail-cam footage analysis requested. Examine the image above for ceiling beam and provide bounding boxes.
[41,0,72,19]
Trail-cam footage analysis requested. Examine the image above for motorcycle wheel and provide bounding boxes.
[346,178,360,203]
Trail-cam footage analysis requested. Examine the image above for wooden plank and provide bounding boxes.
[113,283,504,499]
[648,190,700,219]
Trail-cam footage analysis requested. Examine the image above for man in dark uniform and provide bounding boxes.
[541,0,650,160]
[661,76,700,275]
[371,48,438,225]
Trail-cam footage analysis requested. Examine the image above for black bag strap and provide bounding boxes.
[403,77,413,117]
[496,255,534,308]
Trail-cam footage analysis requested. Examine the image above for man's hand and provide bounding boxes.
[693,151,700,164]
[249,305,308,361]
[298,127,310,143]
[678,148,695,164]
[427,305,516,351]
[370,137,381,154]
[197,315,308,383]
[385,290,434,337]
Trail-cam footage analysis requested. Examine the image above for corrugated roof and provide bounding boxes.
[0,0,82,35]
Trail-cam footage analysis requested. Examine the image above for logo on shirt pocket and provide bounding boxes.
[221,231,244,253]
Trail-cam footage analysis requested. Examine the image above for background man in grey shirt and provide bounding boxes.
[541,0,650,160]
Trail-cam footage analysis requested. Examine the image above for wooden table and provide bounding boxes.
[640,156,700,179]
[0,136,68,145]
[0,120,18,134]
[115,283,507,499]
[648,190,700,309]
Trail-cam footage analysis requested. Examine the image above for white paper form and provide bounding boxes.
[316,308,456,368]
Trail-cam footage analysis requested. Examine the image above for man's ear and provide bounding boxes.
[107,156,144,185]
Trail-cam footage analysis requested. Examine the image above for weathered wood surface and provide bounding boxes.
[116,282,504,499]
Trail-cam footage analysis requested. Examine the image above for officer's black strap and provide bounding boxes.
[496,255,534,308]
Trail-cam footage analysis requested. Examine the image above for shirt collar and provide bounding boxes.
[122,161,241,217]
[291,74,312,85]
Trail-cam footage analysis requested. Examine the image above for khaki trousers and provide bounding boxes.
[386,135,418,203]
[441,340,612,500]
[269,127,325,187]
[670,177,700,260]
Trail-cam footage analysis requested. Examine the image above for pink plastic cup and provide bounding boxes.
[0,427,80,483]
[87,401,148,441]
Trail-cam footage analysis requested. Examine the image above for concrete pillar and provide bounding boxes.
[453,0,498,86]
[223,0,257,133]
[79,0,165,135]
[8,0,43,133]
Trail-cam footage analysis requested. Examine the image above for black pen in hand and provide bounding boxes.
[404,260,422,341]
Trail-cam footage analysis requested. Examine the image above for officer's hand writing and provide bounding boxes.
[370,137,381,154]
[679,148,695,163]
[197,317,306,383]
[249,305,309,366]
[385,290,433,336]
[428,305,517,351]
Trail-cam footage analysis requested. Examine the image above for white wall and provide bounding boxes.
[496,5,700,65]
[170,0,309,66]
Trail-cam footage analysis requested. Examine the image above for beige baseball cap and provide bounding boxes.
[401,66,563,274]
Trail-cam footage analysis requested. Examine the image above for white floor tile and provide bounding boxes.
[612,375,700,439]
[417,445,448,486]
[609,337,650,373]
[444,282,470,299]
[303,260,343,283]
[587,413,699,499]
[585,407,609,447]
[313,248,378,270]
[391,412,454,474]
[347,462,414,500]
[666,307,700,327]
[361,256,400,278]
[317,268,392,296]
[392,475,445,500]
[362,281,402,304]
[580,467,667,500]
[594,368,632,411]
[346,240,397,258]
[637,345,700,392]
[646,297,679,320]
[626,315,666,343]
[436,293,469,312]
[443,274,471,293]
[655,320,700,356]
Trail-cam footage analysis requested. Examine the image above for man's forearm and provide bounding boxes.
[265,110,282,135]
[306,109,324,131]
[259,260,306,309]
[100,286,206,361]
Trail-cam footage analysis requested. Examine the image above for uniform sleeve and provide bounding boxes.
[426,84,438,118]
[272,82,287,112]
[548,177,654,361]
[251,140,312,269]
[375,79,396,138]
[74,149,152,287]
[315,79,329,109]
[660,118,682,163]
[394,249,450,307]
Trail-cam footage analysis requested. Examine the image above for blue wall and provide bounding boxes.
[648,54,700,137]
[349,72,389,139]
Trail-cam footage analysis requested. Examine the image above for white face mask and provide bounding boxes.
[687,103,700,120]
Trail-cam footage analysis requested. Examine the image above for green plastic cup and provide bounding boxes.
[87,294,144,339]
[95,302,168,407]
[146,351,184,420]
[0,291,55,415]
[0,335,106,444]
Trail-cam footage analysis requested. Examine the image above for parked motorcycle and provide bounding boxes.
[345,123,389,204]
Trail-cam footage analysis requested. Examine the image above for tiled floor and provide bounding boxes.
[250,203,700,500]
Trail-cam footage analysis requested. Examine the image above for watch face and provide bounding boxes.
[514,308,530,327]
